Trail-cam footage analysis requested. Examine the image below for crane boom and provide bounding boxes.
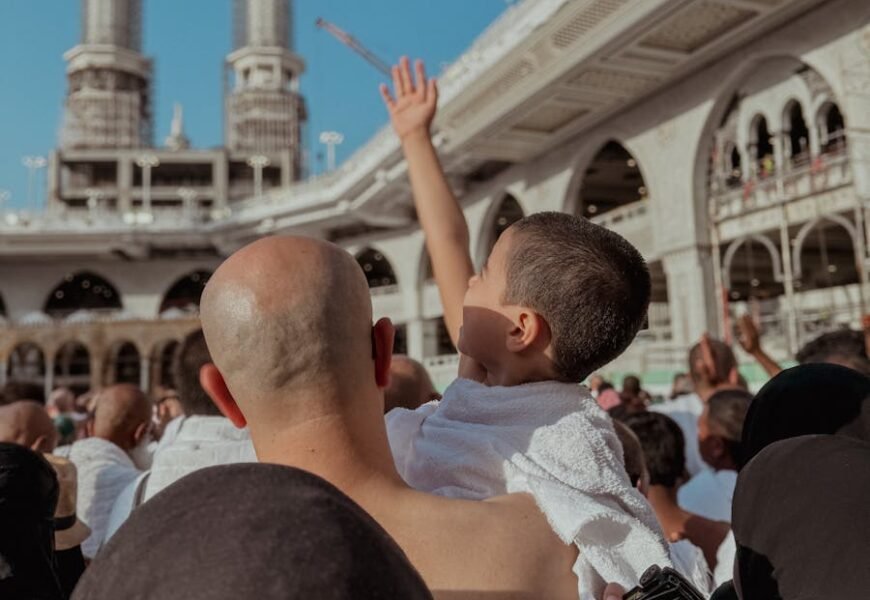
[315,18,393,77]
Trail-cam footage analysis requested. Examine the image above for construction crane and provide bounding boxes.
[315,18,393,77]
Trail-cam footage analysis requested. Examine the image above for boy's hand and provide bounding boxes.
[380,56,438,142]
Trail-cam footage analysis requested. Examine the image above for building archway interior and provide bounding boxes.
[356,248,399,292]
[709,56,859,361]
[577,141,647,220]
[159,271,211,315]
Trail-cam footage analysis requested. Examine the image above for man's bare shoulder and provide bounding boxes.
[390,490,578,599]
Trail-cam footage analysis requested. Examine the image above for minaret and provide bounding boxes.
[61,0,152,149]
[226,0,306,179]
[164,103,191,150]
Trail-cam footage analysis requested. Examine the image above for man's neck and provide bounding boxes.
[253,403,406,501]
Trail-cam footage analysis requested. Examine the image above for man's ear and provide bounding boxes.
[505,309,551,354]
[132,421,149,446]
[200,363,247,428]
[373,318,395,389]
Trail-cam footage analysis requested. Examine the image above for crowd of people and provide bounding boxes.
[1,58,868,599]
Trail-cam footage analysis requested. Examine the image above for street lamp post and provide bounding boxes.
[319,131,344,172]
[247,155,270,198]
[22,156,47,212]
[136,154,160,216]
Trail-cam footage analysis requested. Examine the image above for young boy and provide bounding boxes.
[381,58,672,598]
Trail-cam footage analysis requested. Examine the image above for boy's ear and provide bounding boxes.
[200,363,247,428]
[373,318,395,389]
[506,309,551,354]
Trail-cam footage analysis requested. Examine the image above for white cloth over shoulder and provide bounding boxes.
[651,393,708,477]
[68,437,141,558]
[143,415,256,501]
[678,469,737,523]
[669,540,713,597]
[387,379,671,599]
[713,532,736,588]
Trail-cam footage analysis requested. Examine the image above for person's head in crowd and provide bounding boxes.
[89,384,152,468]
[460,212,650,385]
[384,355,441,413]
[596,383,621,412]
[740,363,870,468]
[1,380,47,406]
[74,464,432,600]
[588,374,605,395]
[153,386,185,436]
[0,442,64,600]
[688,336,740,401]
[47,387,76,418]
[174,328,218,416]
[619,374,647,414]
[795,328,870,374]
[613,420,649,496]
[0,401,58,452]
[698,389,752,472]
[732,435,870,599]
[624,412,686,490]
[199,236,395,454]
[670,372,692,399]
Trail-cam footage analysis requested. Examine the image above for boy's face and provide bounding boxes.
[458,227,518,367]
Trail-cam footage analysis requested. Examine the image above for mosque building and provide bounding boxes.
[1,0,868,395]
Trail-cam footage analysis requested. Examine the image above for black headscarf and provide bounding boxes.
[0,442,64,600]
[740,363,870,468]
[73,463,433,600]
[732,435,870,599]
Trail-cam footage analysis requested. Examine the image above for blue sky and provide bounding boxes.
[0,1,508,209]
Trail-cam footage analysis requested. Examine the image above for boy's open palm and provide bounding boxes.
[380,57,438,141]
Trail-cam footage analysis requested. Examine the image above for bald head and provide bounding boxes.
[92,385,151,451]
[201,236,379,422]
[384,356,440,413]
[0,401,58,452]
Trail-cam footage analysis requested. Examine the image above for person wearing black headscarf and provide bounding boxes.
[0,442,64,600]
[739,363,870,468]
[731,435,870,599]
[73,463,433,600]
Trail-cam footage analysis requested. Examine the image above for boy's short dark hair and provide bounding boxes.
[505,212,650,382]
[173,329,221,417]
[707,388,752,462]
[624,412,685,488]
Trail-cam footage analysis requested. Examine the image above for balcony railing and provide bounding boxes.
[711,150,851,222]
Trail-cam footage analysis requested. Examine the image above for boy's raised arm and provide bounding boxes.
[380,57,474,347]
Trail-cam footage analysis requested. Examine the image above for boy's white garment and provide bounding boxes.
[669,540,713,597]
[651,393,708,476]
[713,532,737,588]
[678,469,737,523]
[387,378,672,599]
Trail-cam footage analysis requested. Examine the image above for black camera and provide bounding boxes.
[623,565,706,600]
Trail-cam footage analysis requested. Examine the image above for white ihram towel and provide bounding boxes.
[387,378,672,599]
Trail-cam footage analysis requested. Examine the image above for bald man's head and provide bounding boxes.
[92,385,152,451]
[0,401,58,452]
[384,356,440,413]
[201,236,385,426]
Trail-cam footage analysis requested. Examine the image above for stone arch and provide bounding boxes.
[722,235,784,298]
[816,101,847,154]
[570,140,648,221]
[53,341,91,395]
[782,98,810,165]
[44,271,123,318]
[792,215,861,289]
[150,339,179,389]
[477,193,525,265]
[356,247,398,290]
[159,270,212,315]
[7,342,46,385]
[105,340,141,386]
